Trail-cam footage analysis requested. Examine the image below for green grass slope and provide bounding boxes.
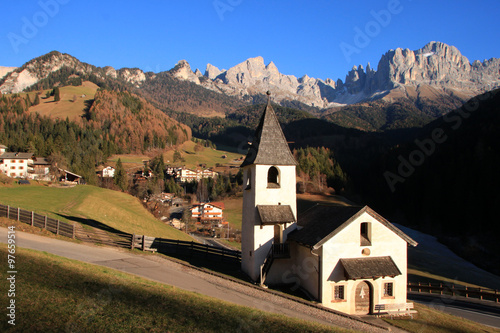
[0,184,193,241]
[0,247,344,333]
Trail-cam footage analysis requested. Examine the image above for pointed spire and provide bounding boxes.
[241,92,297,167]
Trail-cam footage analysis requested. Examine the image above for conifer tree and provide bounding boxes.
[54,87,60,102]
[33,93,40,105]
[114,158,128,191]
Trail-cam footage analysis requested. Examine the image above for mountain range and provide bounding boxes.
[1,41,498,114]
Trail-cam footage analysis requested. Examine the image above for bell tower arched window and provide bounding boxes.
[245,169,252,190]
[267,166,280,188]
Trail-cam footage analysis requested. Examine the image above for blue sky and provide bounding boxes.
[2,0,500,82]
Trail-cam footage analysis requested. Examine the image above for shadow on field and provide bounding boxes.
[56,214,130,236]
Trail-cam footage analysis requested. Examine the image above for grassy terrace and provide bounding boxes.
[0,183,193,241]
[0,247,346,333]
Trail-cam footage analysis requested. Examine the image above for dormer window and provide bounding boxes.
[267,166,280,188]
[360,222,371,246]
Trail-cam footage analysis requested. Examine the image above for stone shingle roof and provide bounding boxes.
[340,256,402,280]
[288,204,418,248]
[240,101,297,167]
[257,205,296,225]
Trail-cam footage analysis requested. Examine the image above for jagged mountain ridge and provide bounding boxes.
[169,41,500,109]
[1,42,499,113]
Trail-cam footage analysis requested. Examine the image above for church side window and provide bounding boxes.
[333,285,345,300]
[267,166,280,188]
[383,282,394,297]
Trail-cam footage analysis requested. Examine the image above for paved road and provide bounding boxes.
[0,227,383,331]
[409,293,500,329]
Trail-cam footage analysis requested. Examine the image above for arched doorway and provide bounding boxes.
[354,281,372,314]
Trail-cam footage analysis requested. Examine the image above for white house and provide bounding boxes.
[102,166,115,178]
[0,152,34,178]
[240,97,417,315]
[177,167,218,183]
[0,144,7,155]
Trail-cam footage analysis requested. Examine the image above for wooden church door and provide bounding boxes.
[355,281,371,314]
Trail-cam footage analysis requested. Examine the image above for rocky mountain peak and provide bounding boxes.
[169,60,200,84]
[205,63,222,80]
[0,51,94,94]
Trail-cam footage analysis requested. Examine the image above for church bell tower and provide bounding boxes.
[240,92,298,282]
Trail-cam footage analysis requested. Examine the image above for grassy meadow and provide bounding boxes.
[26,81,99,121]
[107,140,243,173]
[0,183,193,241]
[0,247,346,333]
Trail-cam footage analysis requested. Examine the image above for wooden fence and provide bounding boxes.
[75,227,132,248]
[132,234,241,264]
[0,204,75,238]
[408,282,499,303]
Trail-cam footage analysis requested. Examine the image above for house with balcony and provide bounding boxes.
[191,202,224,224]
[240,97,417,315]
[28,157,52,181]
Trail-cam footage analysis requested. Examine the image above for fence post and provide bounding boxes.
[44,215,47,229]
[131,234,135,250]
[56,220,60,235]
[142,235,146,251]
[17,208,20,221]
[7,205,10,219]
[72,224,75,239]
[31,211,34,226]
[465,286,468,298]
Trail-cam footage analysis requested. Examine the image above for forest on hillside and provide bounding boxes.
[0,89,191,185]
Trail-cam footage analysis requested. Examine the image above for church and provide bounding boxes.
[240,95,418,315]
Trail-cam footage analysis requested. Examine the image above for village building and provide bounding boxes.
[176,167,218,183]
[0,152,34,178]
[240,95,417,315]
[28,157,52,181]
[0,144,7,155]
[101,166,115,178]
[58,168,83,184]
[191,202,225,224]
